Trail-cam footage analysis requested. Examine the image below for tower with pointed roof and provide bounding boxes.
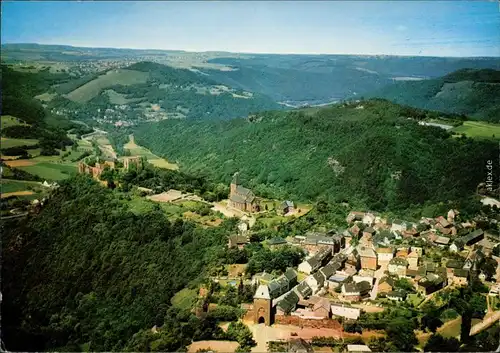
[253,284,272,325]
[231,172,240,195]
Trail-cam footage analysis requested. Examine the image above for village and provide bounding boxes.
[178,180,500,352]
[11,140,500,353]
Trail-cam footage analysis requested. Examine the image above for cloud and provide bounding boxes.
[396,25,408,31]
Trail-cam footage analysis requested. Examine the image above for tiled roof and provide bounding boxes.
[389,257,408,267]
[277,290,299,314]
[296,281,313,298]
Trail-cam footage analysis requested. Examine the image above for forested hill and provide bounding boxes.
[1,176,235,351]
[45,61,284,123]
[366,69,500,122]
[134,99,497,215]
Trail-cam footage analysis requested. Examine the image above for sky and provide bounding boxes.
[2,1,499,57]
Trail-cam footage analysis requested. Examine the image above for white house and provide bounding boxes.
[330,303,361,320]
[306,272,325,294]
[352,275,374,285]
[376,247,394,262]
[347,345,372,353]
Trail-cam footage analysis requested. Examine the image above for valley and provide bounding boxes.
[1,44,500,353]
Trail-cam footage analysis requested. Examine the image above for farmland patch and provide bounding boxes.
[65,69,149,103]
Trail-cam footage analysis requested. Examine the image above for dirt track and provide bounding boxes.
[4,160,36,167]
[1,191,34,198]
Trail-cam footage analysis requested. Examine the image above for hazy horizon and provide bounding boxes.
[2,1,499,57]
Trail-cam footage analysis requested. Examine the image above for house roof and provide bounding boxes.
[453,269,469,278]
[321,262,341,278]
[389,257,408,267]
[379,276,394,286]
[296,281,313,298]
[313,297,331,312]
[277,290,299,313]
[254,272,274,282]
[406,269,419,278]
[434,236,451,245]
[446,260,464,269]
[358,246,377,258]
[458,229,484,244]
[376,247,394,254]
[312,272,325,286]
[343,282,359,293]
[329,273,350,282]
[267,237,287,245]
[425,262,436,272]
[230,184,255,203]
[364,227,376,234]
[284,268,298,283]
[254,284,271,299]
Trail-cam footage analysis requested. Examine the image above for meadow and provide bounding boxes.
[1,115,29,128]
[17,162,77,181]
[452,121,500,139]
[65,69,149,103]
[1,137,39,148]
[123,134,178,170]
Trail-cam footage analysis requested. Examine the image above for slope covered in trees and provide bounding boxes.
[1,176,236,351]
[47,61,284,122]
[134,99,496,216]
[202,56,500,104]
[366,69,500,121]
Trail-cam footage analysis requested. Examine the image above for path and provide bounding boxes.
[481,197,500,208]
[470,310,500,336]
[210,202,256,227]
[248,323,342,352]
[370,262,388,300]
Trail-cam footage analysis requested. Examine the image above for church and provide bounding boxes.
[228,172,260,212]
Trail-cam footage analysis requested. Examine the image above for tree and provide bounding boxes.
[386,317,418,352]
[226,322,256,350]
[480,256,497,281]
[424,334,460,352]
[394,278,415,293]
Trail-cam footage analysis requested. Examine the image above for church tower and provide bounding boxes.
[230,172,240,195]
[253,284,272,326]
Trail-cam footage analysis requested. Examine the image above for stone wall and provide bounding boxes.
[275,315,342,329]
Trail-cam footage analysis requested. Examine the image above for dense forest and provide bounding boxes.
[44,61,283,122]
[134,99,496,217]
[0,65,80,154]
[1,176,235,351]
[365,69,500,121]
[1,169,308,351]
[201,56,500,103]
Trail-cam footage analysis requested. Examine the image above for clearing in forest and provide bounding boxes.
[123,134,178,170]
[452,121,500,140]
[65,69,149,103]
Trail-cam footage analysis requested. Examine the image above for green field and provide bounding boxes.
[171,288,198,310]
[1,115,29,128]
[1,179,41,193]
[126,195,184,216]
[66,69,149,103]
[18,162,77,181]
[1,137,39,148]
[123,135,178,170]
[452,121,500,139]
[105,89,143,105]
[407,293,425,307]
[34,92,58,102]
[438,317,462,338]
